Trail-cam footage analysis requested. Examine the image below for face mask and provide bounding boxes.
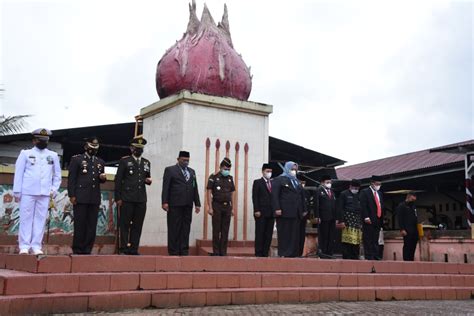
[289,170,297,177]
[179,161,189,168]
[324,182,332,189]
[36,140,48,150]
[87,148,98,156]
[221,169,230,177]
[263,172,272,179]
[373,185,381,191]
[133,148,143,157]
[350,189,359,194]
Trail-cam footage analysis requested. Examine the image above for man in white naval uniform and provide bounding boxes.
[13,128,61,255]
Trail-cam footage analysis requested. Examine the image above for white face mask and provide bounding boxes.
[324,182,332,189]
[289,170,297,177]
[373,185,381,191]
[350,189,359,194]
[264,172,272,179]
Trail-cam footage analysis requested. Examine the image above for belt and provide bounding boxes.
[215,201,231,206]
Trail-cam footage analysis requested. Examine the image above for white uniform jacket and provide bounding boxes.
[13,147,62,196]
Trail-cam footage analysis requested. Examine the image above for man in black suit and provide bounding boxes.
[397,191,419,261]
[314,175,337,259]
[360,175,384,260]
[162,151,201,256]
[271,161,307,258]
[252,163,274,257]
[115,136,152,255]
[68,137,107,254]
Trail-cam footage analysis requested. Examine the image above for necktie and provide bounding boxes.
[266,180,272,192]
[374,191,382,218]
[327,189,332,199]
[183,168,190,181]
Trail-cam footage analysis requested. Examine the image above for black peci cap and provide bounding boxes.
[262,163,272,170]
[179,151,190,158]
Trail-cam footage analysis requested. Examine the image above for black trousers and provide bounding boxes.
[298,218,307,257]
[119,201,146,254]
[276,217,300,258]
[318,219,336,256]
[342,242,360,260]
[72,203,99,254]
[212,202,232,256]
[362,222,381,260]
[167,206,193,256]
[254,216,274,257]
[403,234,418,261]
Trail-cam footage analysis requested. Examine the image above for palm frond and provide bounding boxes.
[0,115,32,135]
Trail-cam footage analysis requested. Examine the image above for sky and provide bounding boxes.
[0,0,472,165]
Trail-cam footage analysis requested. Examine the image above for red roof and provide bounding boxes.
[336,140,473,180]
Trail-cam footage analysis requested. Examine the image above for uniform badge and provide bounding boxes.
[216,178,220,181]
[217,186,221,190]
[46,156,54,165]
[129,169,134,175]
[81,160,88,174]
[28,155,36,165]
[228,179,231,182]
[144,161,150,172]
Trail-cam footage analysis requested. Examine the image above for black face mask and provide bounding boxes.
[36,140,48,150]
[87,148,98,156]
[179,161,189,168]
[132,148,143,157]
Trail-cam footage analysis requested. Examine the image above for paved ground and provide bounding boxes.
[77,300,474,315]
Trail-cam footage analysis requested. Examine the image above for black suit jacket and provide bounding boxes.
[271,176,307,219]
[68,153,106,204]
[162,164,201,207]
[397,201,418,236]
[360,187,384,224]
[314,185,336,221]
[252,177,273,217]
[114,156,151,203]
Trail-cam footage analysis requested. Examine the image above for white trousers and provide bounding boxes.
[18,194,49,251]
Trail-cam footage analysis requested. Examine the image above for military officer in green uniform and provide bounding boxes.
[68,137,107,254]
[114,136,152,255]
[206,158,235,256]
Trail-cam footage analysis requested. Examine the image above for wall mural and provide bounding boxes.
[0,185,117,236]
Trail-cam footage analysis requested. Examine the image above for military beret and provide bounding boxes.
[84,136,100,149]
[261,163,272,170]
[220,157,232,168]
[31,128,52,140]
[179,151,190,158]
[130,136,147,148]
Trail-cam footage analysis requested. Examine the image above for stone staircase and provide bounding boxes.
[0,254,472,314]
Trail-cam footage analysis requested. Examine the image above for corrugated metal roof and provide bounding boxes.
[336,140,473,180]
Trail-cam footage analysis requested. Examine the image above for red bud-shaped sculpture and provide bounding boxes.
[156,1,252,101]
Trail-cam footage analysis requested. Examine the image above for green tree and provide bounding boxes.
[0,115,31,135]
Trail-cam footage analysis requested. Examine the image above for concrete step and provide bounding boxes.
[1,270,473,296]
[197,246,255,256]
[0,286,472,314]
[1,254,473,275]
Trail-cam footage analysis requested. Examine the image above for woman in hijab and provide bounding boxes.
[271,161,307,257]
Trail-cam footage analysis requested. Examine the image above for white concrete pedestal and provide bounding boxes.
[139,91,272,247]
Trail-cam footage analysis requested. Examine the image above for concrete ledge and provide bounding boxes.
[140,90,273,118]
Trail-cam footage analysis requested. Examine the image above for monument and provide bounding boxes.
[139,1,272,251]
